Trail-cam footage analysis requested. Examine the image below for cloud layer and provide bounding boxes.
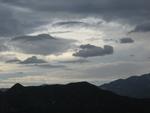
[0,0,149,87]
[120,37,134,44]
[130,23,150,33]
[20,56,47,64]
[0,3,48,37]
[8,34,75,55]
[2,0,150,23]
[0,0,149,37]
[73,44,114,58]
[52,21,87,27]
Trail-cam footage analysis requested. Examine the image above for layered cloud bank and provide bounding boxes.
[0,0,149,87]
[0,0,149,36]
[73,44,114,58]
[9,34,76,55]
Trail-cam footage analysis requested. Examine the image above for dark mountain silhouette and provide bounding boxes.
[0,82,150,113]
[100,73,150,98]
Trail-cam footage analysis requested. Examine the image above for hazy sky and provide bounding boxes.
[0,0,150,87]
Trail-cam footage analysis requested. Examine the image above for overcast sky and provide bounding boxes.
[0,0,150,87]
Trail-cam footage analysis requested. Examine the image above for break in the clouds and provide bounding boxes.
[8,34,76,55]
[73,44,114,58]
[120,37,134,44]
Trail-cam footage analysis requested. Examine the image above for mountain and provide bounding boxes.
[0,82,150,113]
[100,73,150,98]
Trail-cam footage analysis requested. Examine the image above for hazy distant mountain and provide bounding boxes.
[100,73,150,98]
[0,82,150,113]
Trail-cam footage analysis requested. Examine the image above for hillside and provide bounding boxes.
[100,73,150,98]
[0,82,149,113]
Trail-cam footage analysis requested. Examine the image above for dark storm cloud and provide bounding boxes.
[3,0,150,13]
[0,4,22,37]
[2,0,150,23]
[9,34,76,55]
[0,0,149,37]
[130,23,150,33]
[73,44,114,58]
[20,56,47,64]
[120,38,134,44]
[0,3,49,37]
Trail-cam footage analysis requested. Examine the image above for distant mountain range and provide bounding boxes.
[100,73,150,98]
[0,82,150,113]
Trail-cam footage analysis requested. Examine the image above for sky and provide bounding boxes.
[0,0,150,87]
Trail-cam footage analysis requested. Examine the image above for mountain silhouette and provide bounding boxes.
[0,82,150,113]
[100,73,150,98]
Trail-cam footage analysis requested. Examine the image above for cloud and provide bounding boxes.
[0,3,47,37]
[6,58,21,63]
[120,37,134,44]
[73,44,114,58]
[20,56,47,64]
[0,54,18,62]
[49,31,72,35]
[0,0,149,37]
[6,56,47,64]
[130,23,150,33]
[9,34,76,55]
[0,39,10,52]
[0,44,9,52]
[0,4,22,37]
[59,59,89,64]
[103,39,118,43]
[2,0,150,24]
[34,64,66,69]
[52,21,88,27]
[12,34,55,41]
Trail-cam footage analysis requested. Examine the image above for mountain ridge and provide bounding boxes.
[100,73,150,98]
[0,81,149,113]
